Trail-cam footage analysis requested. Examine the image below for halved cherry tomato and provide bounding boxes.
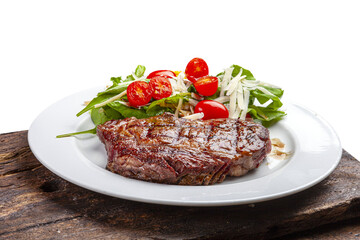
[147,70,176,79]
[149,76,172,100]
[185,58,209,83]
[194,100,229,120]
[193,76,218,96]
[127,81,152,107]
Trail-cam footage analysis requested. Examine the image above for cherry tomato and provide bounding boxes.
[185,58,209,83]
[194,100,229,120]
[127,81,152,107]
[193,76,218,96]
[245,113,253,121]
[149,76,173,100]
[147,70,176,79]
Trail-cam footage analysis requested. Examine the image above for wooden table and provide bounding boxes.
[1,131,360,239]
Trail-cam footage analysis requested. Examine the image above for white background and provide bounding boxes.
[1,0,359,160]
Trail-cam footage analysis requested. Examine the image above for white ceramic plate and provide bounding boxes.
[28,88,342,206]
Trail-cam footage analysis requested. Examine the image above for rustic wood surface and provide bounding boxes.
[1,130,360,240]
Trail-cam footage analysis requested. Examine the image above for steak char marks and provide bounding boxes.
[97,113,271,185]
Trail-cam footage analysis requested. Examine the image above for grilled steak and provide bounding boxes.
[97,112,271,185]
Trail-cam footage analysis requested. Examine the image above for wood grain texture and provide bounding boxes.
[1,131,360,240]
[278,218,360,240]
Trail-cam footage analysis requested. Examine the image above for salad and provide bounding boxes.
[57,58,286,138]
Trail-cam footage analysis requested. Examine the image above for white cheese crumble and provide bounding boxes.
[182,112,204,120]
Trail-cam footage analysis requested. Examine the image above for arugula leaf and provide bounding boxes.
[123,65,146,81]
[77,65,147,117]
[250,89,280,106]
[217,65,256,80]
[110,76,122,85]
[97,85,128,96]
[147,93,191,112]
[145,105,173,116]
[135,65,146,78]
[262,85,284,98]
[187,84,197,93]
[91,76,124,98]
[119,74,136,83]
[56,128,97,138]
[58,105,124,138]
[107,102,156,119]
[248,105,286,127]
[77,93,116,117]
[91,108,109,126]
[230,65,256,80]
[248,85,285,126]
[98,65,145,96]
[90,106,123,125]
[250,86,284,110]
